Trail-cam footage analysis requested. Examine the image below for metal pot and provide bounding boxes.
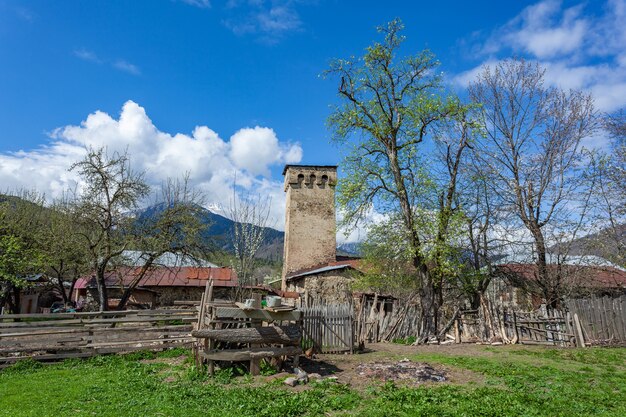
[266,296,282,308]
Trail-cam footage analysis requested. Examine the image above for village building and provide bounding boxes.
[73,266,240,309]
[487,255,626,310]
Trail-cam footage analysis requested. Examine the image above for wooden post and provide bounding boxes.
[250,358,261,376]
[573,313,586,348]
[512,311,520,344]
[204,280,215,374]
[454,318,461,344]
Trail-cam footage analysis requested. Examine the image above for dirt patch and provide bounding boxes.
[292,343,486,389]
[355,359,446,383]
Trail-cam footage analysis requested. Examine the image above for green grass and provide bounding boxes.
[1,347,625,416]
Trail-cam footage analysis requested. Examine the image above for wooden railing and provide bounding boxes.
[0,309,197,368]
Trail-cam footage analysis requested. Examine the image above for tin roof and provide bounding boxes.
[285,258,361,281]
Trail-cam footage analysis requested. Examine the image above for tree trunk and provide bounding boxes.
[529,225,560,309]
[417,273,437,343]
[95,271,108,311]
[10,286,20,314]
[117,255,158,310]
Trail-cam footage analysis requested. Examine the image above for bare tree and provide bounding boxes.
[228,186,273,300]
[116,175,210,310]
[585,111,626,267]
[469,59,596,308]
[70,147,149,311]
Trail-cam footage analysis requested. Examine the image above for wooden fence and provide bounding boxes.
[301,304,353,353]
[567,295,626,345]
[456,303,621,347]
[0,309,197,368]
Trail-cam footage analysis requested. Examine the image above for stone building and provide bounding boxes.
[281,165,359,304]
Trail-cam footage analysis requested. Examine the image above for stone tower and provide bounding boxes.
[282,165,337,290]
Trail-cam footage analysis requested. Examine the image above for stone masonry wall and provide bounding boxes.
[282,165,337,290]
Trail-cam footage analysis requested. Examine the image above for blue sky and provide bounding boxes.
[0,0,625,234]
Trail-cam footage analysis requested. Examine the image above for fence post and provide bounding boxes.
[512,311,519,344]
[573,313,586,348]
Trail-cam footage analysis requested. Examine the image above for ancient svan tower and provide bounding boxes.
[282,165,337,279]
[282,165,358,304]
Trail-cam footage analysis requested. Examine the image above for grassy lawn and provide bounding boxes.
[1,345,625,417]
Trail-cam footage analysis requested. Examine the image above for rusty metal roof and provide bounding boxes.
[496,264,626,289]
[75,266,238,289]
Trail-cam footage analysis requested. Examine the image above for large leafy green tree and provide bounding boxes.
[0,196,47,313]
[325,19,474,342]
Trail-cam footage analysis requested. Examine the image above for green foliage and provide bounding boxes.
[0,198,48,291]
[0,234,44,288]
[352,215,418,295]
[259,359,277,376]
[2,358,44,373]
[325,19,464,227]
[391,336,417,345]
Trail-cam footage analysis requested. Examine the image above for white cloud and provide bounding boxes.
[456,0,626,112]
[502,0,587,59]
[113,60,141,75]
[229,126,302,176]
[222,0,304,43]
[336,207,387,245]
[180,0,211,8]
[0,101,302,229]
[73,49,141,76]
[74,48,101,63]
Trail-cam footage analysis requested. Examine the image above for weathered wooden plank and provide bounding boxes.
[192,325,300,345]
[0,325,192,339]
[214,307,301,321]
[0,316,196,329]
[200,346,302,361]
[0,309,195,321]
[0,352,94,365]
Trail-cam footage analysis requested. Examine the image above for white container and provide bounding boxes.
[266,296,282,308]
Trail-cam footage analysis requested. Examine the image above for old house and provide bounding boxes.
[73,266,240,309]
[487,256,626,310]
[281,165,361,304]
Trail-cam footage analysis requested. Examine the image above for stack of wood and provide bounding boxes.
[354,294,421,344]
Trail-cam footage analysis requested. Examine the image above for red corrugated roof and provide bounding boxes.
[497,264,626,289]
[75,266,239,289]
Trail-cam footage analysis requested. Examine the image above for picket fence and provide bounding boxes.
[301,303,353,353]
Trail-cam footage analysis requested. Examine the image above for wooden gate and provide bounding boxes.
[301,303,354,354]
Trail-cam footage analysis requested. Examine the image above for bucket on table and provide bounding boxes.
[266,296,282,308]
